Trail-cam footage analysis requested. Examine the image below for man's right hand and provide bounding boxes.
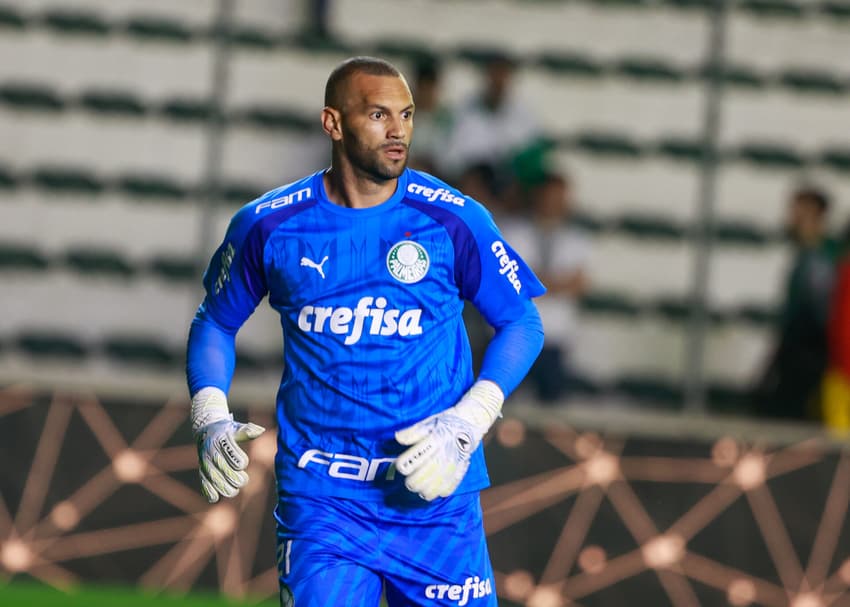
[191,387,265,503]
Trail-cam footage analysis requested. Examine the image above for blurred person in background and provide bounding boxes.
[502,172,591,403]
[443,52,542,196]
[185,56,544,606]
[407,55,453,179]
[752,185,839,421]
[822,219,850,433]
[302,0,332,40]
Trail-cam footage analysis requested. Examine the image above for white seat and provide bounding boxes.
[0,31,212,100]
[222,126,329,187]
[728,15,850,74]
[518,69,703,140]
[232,0,303,34]
[331,0,707,64]
[556,152,700,224]
[588,235,692,299]
[572,315,686,382]
[573,311,770,387]
[709,244,790,309]
[226,47,347,113]
[9,0,217,28]
[2,272,194,344]
[0,189,200,260]
[236,298,286,355]
[721,88,850,151]
[3,269,278,355]
[714,165,800,230]
[0,108,206,180]
[704,323,771,385]
[0,350,279,403]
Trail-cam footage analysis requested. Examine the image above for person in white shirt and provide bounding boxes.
[502,172,591,402]
[443,53,541,186]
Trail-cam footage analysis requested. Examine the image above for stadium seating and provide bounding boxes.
[1,0,849,410]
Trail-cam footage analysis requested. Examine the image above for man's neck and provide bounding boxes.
[323,164,399,209]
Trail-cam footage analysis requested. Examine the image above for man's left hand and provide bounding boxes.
[395,380,504,501]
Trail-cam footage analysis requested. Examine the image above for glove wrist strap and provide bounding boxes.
[456,380,505,432]
[191,387,232,435]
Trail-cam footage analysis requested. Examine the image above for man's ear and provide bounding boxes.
[322,107,343,141]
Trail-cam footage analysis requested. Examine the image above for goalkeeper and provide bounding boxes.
[186,56,544,607]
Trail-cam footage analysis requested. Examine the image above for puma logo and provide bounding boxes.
[300,255,328,279]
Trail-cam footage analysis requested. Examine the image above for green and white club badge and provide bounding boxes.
[387,240,430,284]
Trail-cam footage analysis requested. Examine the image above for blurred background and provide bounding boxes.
[2,0,850,605]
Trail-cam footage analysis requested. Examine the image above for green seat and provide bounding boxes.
[102,335,176,367]
[16,331,88,360]
[571,212,607,234]
[580,291,642,318]
[41,9,110,37]
[31,166,104,194]
[820,1,850,19]
[819,147,850,173]
[221,181,264,206]
[454,46,520,68]
[700,63,766,89]
[0,4,27,30]
[148,255,198,282]
[616,214,684,240]
[0,164,17,189]
[707,382,750,413]
[779,69,846,95]
[371,40,436,63]
[655,136,707,163]
[78,89,147,117]
[0,82,64,112]
[159,97,213,122]
[571,131,643,158]
[652,296,691,322]
[0,243,49,271]
[664,0,715,10]
[235,349,275,372]
[536,52,605,78]
[651,299,728,324]
[713,221,770,246]
[237,106,313,131]
[124,16,194,43]
[587,0,649,7]
[738,0,807,18]
[291,31,355,55]
[117,174,189,200]
[614,374,682,407]
[65,248,135,278]
[735,304,777,326]
[222,26,279,50]
[569,373,605,397]
[736,142,806,168]
[614,57,686,84]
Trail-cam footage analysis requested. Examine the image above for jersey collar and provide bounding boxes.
[313,168,409,217]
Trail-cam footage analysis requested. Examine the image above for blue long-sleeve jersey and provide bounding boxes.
[187,168,545,500]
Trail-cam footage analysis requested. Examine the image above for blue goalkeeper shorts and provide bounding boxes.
[273,492,497,607]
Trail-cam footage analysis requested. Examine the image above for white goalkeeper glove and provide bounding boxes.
[191,387,265,503]
[395,380,504,501]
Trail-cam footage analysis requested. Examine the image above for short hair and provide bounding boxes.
[793,185,830,213]
[324,56,402,109]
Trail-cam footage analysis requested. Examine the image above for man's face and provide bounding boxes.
[336,73,415,181]
[534,179,571,221]
[786,196,824,243]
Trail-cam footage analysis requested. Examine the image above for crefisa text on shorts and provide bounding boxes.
[424,575,492,605]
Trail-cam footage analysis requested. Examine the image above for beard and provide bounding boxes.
[342,128,408,181]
